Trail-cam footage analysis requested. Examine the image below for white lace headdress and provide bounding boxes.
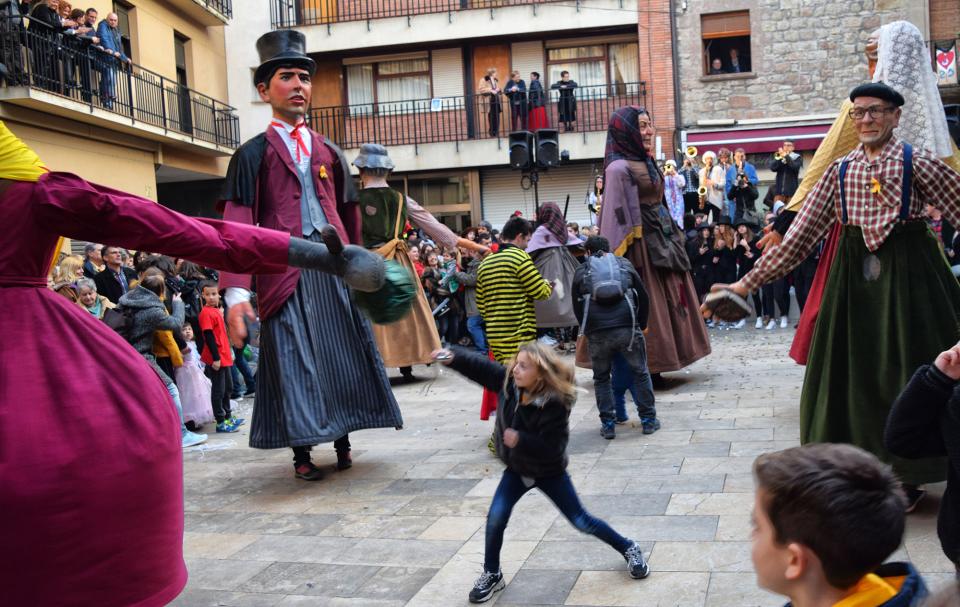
[873,20,953,158]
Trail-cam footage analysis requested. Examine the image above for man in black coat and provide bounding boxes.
[94,245,138,304]
[572,236,653,439]
[885,341,960,570]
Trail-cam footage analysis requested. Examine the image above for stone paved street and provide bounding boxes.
[172,328,956,607]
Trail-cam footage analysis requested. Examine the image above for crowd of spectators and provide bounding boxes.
[12,1,131,109]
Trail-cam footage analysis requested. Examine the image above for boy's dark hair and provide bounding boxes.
[561,70,570,77]
[584,236,610,255]
[140,274,165,297]
[753,444,905,589]
[531,71,540,79]
[198,280,219,294]
[500,216,532,241]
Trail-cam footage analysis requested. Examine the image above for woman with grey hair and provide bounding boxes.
[76,278,114,319]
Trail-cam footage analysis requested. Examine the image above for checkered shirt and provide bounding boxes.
[741,136,960,291]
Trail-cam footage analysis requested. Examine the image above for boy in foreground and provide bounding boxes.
[752,444,927,607]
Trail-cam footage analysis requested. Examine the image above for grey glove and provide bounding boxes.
[288,226,385,293]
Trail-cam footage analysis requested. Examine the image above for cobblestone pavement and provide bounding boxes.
[172,327,955,607]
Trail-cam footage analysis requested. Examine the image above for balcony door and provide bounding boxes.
[174,34,192,135]
[471,45,509,137]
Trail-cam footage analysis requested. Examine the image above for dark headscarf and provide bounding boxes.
[537,202,567,243]
[604,106,659,184]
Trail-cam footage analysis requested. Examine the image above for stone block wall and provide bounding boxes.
[674,0,915,125]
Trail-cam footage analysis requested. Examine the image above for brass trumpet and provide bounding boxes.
[697,185,708,196]
[774,151,784,161]
[686,145,698,158]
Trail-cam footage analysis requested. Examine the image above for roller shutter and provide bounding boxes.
[480,163,598,229]
[431,48,465,98]
[510,41,544,81]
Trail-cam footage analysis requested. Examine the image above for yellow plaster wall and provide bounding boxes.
[7,122,158,200]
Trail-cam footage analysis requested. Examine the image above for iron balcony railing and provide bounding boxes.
[271,0,564,28]
[200,0,233,19]
[0,16,240,149]
[309,81,646,149]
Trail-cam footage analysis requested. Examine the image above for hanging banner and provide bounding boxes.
[935,41,958,86]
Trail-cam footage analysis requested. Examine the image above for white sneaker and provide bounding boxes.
[755,318,764,329]
[766,320,777,330]
[734,319,746,329]
[538,334,558,346]
[780,316,788,329]
[182,430,208,448]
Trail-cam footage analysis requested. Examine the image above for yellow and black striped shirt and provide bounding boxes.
[477,244,552,362]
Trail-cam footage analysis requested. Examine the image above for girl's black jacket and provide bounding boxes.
[447,347,572,478]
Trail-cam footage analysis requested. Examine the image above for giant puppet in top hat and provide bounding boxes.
[254,30,316,86]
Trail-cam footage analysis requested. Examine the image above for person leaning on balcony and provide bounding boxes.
[504,70,527,131]
[95,12,129,109]
[25,0,66,91]
[477,67,502,137]
[551,71,578,132]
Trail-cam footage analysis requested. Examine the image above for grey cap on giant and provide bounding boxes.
[352,144,395,170]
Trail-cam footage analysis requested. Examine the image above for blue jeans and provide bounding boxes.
[612,353,639,422]
[233,346,256,394]
[587,327,656,425]
[726,199,737,221]
[164,382,190,438]
[466,315,488,355]
[484,468,631,572]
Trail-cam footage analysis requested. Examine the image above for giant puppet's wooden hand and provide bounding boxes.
[699,282,751,321]
[227,226,386,346]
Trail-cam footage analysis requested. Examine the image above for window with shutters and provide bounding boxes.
[701,10,752,77]
[346,57,431,115]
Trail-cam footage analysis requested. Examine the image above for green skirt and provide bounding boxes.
[802,222,959,485]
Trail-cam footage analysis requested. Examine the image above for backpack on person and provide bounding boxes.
[102,306,133,341]
[579,253,638,347]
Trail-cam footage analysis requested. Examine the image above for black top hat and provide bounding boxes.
[254,31,316,86]
[716,215,733,226]
[734,217,759,231]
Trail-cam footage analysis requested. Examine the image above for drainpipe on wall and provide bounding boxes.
[669,0,683,158]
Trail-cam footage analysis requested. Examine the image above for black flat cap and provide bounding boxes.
[849,82,905,107]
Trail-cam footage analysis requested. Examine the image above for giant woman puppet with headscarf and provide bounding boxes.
[0,121,395,606]
[597,107,711,376]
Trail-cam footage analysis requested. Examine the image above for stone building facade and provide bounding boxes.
[674,0,923,124]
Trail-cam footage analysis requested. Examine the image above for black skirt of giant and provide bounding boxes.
[251,233,403,449]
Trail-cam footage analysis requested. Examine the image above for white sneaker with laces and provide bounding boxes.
[755,317,764,329]
[766,320,777,330]
[734,319,746,329]
[780,316,788,329]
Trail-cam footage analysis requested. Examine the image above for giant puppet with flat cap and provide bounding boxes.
[704,79,960,508]
[352,143,489,382]
[0,114,388,607]
[219,30,407,482]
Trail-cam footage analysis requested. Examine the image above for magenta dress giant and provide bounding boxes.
[0,172,291,606]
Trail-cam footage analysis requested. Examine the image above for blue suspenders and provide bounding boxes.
[838,143,913,225]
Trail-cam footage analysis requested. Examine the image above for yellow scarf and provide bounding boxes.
[832,573,904,607]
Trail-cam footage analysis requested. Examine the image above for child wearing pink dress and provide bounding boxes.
[175,323,215,427]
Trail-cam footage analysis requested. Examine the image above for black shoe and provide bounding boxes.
[601,423,616,440]
[230,392,243,400]
[244,387,256,396]
[904,485,926,513]
[623,542,650,579]
[468,570,504,603]
[336,450,352,471]
[294,463,324,481]
[400,366,416,384]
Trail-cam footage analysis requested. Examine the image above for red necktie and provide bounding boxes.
[270,121,310,163]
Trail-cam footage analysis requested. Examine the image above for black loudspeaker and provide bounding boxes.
[536,129,559,168]
[509,131,534,170]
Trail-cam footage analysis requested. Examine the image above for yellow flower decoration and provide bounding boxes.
[318,165,328,180]
[870,178,881,194]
